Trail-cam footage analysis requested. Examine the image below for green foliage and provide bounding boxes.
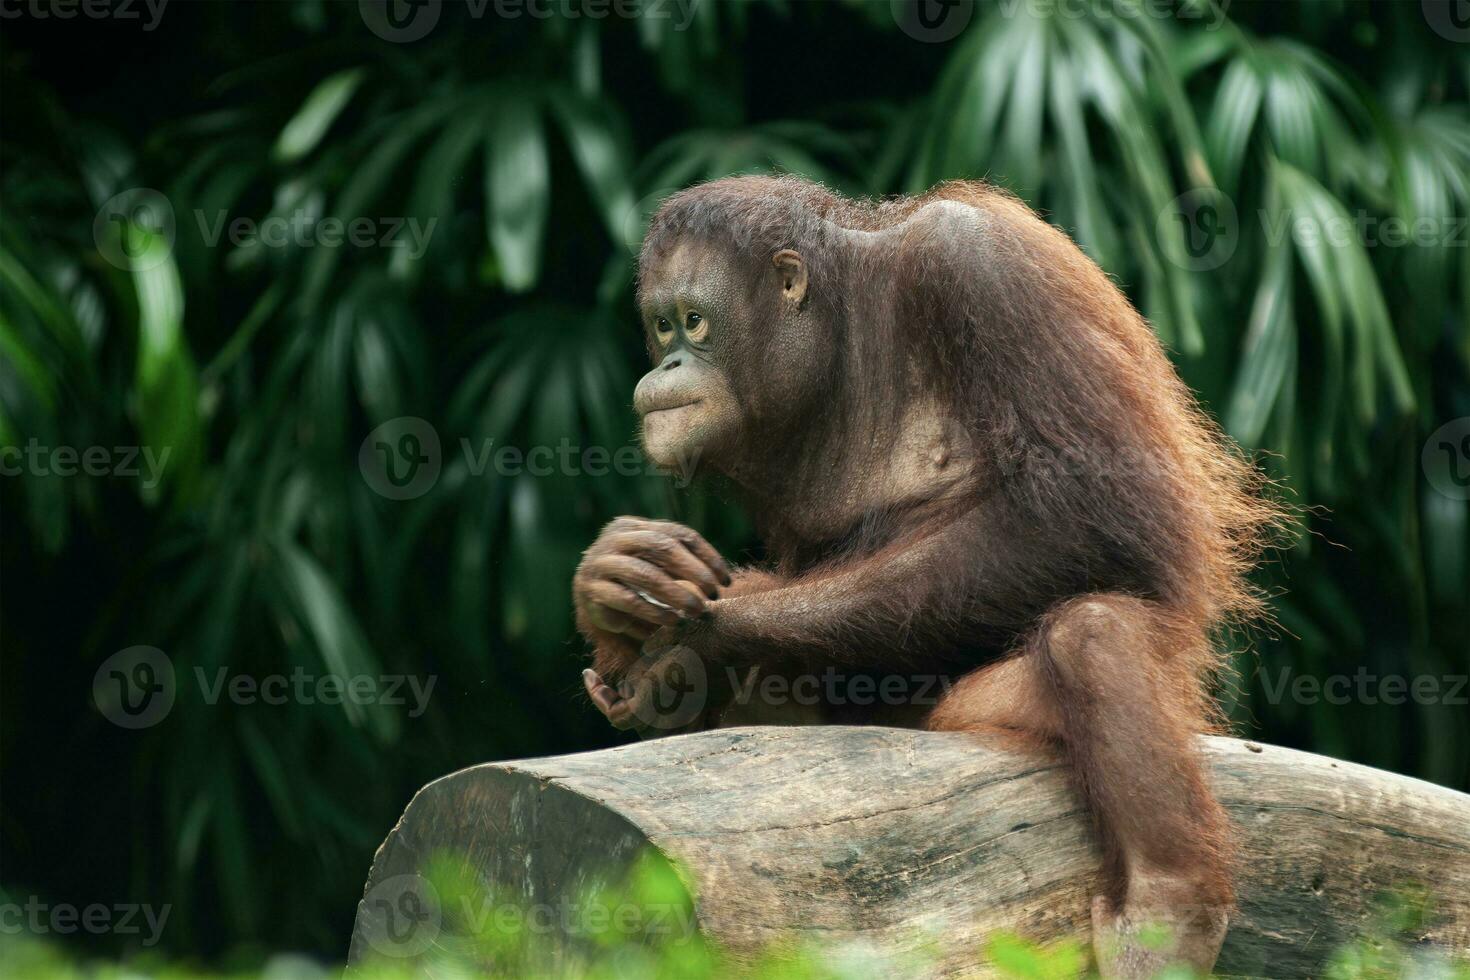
[1,0,1467,966]
[1324,889,1470,980]
[985,931,1089,978]
[7,867,1469,979]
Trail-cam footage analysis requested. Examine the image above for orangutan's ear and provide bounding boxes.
[772,249,808,305]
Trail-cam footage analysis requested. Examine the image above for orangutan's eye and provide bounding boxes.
[685,311,708,343]
[654,317,674,344]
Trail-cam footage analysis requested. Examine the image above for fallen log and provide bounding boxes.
[348,727,1470,977]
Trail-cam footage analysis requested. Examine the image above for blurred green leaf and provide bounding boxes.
[274,68,365,163]
[486,97,550,292]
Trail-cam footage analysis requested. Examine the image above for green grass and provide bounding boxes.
[9,858,1466,979]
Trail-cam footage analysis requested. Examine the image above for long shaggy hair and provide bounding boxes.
[641,176,1287,692]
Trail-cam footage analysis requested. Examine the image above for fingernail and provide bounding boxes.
[582,669,595,681]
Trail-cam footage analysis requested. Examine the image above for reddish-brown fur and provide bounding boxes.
[577,176,1286,966]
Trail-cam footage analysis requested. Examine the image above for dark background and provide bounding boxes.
[2,0,1467,969]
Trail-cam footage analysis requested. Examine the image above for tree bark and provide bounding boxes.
[348,728,1470,977]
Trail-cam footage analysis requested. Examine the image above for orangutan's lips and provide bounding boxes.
[643,399,701,418]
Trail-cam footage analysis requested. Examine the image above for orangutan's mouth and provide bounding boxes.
[642,399,702,418]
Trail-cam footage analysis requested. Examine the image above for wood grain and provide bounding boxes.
[348,728,1470,976]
